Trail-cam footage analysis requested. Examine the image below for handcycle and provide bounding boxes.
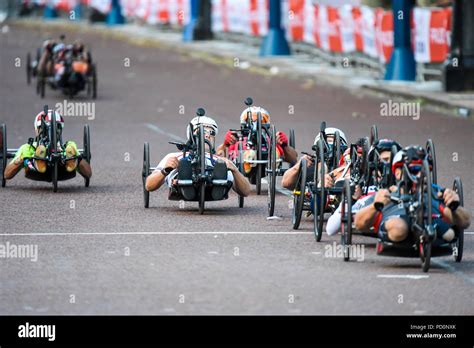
[291,121,349,240]
[142,108,233,214]
[36,47,97,99]
[1,105,91,192]
[340,151,463,271]
[228,97,295,216]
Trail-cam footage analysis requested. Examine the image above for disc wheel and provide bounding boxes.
[198,124,206,215]
[333,131,341,171]
[452,178,464,262]
[291,158,307,230]
[341,179,352,261]
[267,125,277,217]
[1,124,7,187]
[255,113,263,195]
[142,142,150,208]
[419,160,433,272]
[83,124,91,187]
[91,63,97,99]
[313,139,325,241]
[426,139,437,185]
[237,140,244,208]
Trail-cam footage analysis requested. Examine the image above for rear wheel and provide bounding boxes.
[237,140,244,208]
[198,124,206,215]
[370,124,378,146]
[289,128,295,149]
[313,139,325,241]
[341,179,352,261]
[1,124,7,187]
[143,142,150,208]
[333,131,341,171]
[83,124,91,187]
[426,139,437,185]
[255,113,262,195]
[419,160,433,272]
[267,125,277,217]
[292,159,307,230]
[51,114,58,192]
[91,64,97,99]
[38,76,45,98]
[452,178,464,262]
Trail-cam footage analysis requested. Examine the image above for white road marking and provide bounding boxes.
[311,252,322,255]
[465,232,474,235]
[0,231,314,237]
[208,251,219,254]
[145,123,185,142]
[377,275,429,280]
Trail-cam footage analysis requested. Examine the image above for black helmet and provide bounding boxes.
[374,138,402,152]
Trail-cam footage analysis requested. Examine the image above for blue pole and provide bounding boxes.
[384,0,416,81]
[183,0,200,42]
[260,0,290,56]
[72,3,82,20]
[44,2,58,19]
[106,0,125,26]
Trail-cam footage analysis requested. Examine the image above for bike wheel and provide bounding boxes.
[289,128,295,149]
[426,139,437,185]
[51,112,58,192]
[255,113,262,195]
[333,131,341,171]
[92,64,97,99]
[143,142,150,208]
[452,178,464,262]
[238,140,244,208]
[313,139,325,241]
[83,124,91,187]
[39,77,45,98]
[419,160,433,272]
[292,159,307,230]
[1,124,7,187]
[198,124,206,214]
[341,178,352,261]
[267,125,277,217]
[370,124,378,146]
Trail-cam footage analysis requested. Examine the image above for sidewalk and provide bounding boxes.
[7,18,474,118]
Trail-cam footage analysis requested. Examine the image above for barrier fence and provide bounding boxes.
[23,0,452,65]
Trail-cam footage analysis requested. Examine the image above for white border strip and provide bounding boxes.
[0,231,314,237]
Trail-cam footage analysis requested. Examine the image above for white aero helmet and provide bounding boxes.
[313,127,347,145]
[34,110,64,132]
[186,115,219,141]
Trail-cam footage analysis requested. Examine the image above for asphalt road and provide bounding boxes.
[0,23,473,315]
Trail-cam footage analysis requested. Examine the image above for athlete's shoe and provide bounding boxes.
[65,142,78,172]
[34,145,47,173]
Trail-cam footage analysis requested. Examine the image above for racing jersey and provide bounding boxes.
[154,152,234,187]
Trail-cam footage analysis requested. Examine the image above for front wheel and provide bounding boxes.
[292,159,307,230]
[143,142,150,208]
[267,125,277,217]
[83,124,91,187]
[452,178,464,262]
[340,179,352,261]
[1,124,7,188]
